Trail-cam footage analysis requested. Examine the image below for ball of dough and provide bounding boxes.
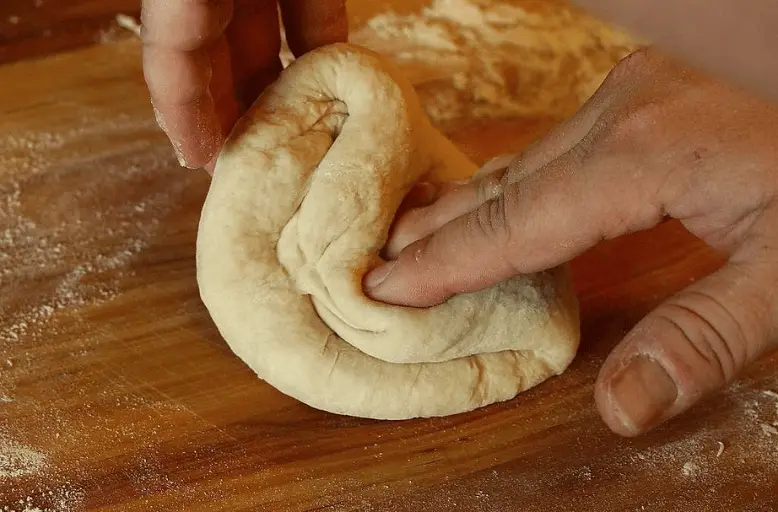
[196,43,580,419]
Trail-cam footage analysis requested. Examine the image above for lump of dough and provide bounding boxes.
[196,43,580,420]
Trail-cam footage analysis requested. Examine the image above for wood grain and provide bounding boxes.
[1,4,777,512]
[0,0,140,64]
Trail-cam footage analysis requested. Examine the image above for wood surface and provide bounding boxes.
[1,1,778,512]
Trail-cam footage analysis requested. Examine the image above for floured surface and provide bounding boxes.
[1,1,777,511]
[349,0,636,125]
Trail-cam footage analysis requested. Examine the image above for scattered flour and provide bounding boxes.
[762,390,778,399]
[761,424,778,437]
[0,438,47,479]
[0,114,182,346]
[681,461,699,477]
[0,428,48,487]
[350,0,636,124]
[1,105,192,509]
[0,486,83,512]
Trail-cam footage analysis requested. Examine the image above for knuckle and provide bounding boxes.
[143,46,212,106]
[470,193,514,250]
[594,47,662,113]
[475,169,507,204]
[600,99,665,146]
[141,0,232,50]
[502,151,534,184]
[609,47,654,82]
[656,292,753,387]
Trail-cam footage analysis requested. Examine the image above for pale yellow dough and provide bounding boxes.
[196,43,580,419]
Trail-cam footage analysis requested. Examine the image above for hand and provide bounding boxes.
[365,48,778,437]
[141,0,348,171]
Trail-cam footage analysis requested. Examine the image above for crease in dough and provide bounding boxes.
[197,43,580,419]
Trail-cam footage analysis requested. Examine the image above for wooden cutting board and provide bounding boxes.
[1,3,777,512]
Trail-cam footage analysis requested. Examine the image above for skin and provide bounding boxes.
[366,48,778,436]
[570,0,778,105]
[140,0,348,171]
[140,0,778,436]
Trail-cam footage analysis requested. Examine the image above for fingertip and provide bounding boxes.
[595,354,679,437]
[364,260,397,292]
[365,237,450,308]
[153,95,223,169]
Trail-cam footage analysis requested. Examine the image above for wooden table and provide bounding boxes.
[1,1,777,511]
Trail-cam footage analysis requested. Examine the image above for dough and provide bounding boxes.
[196,43,580,419]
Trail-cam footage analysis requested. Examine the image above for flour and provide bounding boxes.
[681,461,699,477]
[0,486,83,512]
[762,389,778,402]
[350,0,636,124]
[0,114,181,346]
[0,106,191,510]
[0,438,47,479]
[275,0,637,126]
[761,424,778,437]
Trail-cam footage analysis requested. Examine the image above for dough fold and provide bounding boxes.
[197,43,580,419]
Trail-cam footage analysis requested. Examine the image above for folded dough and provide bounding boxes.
[196,43,580,419]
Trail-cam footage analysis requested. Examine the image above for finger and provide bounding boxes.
[279,0,348,57]
[141,0,233,51]
[394,180,465,214]
[383,172,506,259]
[500,99,610,186]
[474,153,517,179]
[382,181,459,260]
[594,255,778,437]
[364,140,667,307]
[207,35,240,172]
[227,0,284,111]
[141,0,233,168]
[382,81,617,261]
[144,46,223,168]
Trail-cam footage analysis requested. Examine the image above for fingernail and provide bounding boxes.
[403,181,439,208]
[474,153,516,179]
[174,147,190,168]
[150,105,195,169]
[413,181,438,201]
[364,261,397,290]
[608,356,678,434]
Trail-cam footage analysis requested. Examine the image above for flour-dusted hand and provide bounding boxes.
[140,0,347,171]
[365,48,778,436]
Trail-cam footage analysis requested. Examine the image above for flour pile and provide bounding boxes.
[349,0,636,124]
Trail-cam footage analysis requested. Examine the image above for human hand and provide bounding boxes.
[365,48,778,437]
[141,0,348,171]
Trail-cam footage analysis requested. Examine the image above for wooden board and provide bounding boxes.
[1,3,778,512]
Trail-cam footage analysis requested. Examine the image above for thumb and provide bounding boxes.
[595,256,778,437]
